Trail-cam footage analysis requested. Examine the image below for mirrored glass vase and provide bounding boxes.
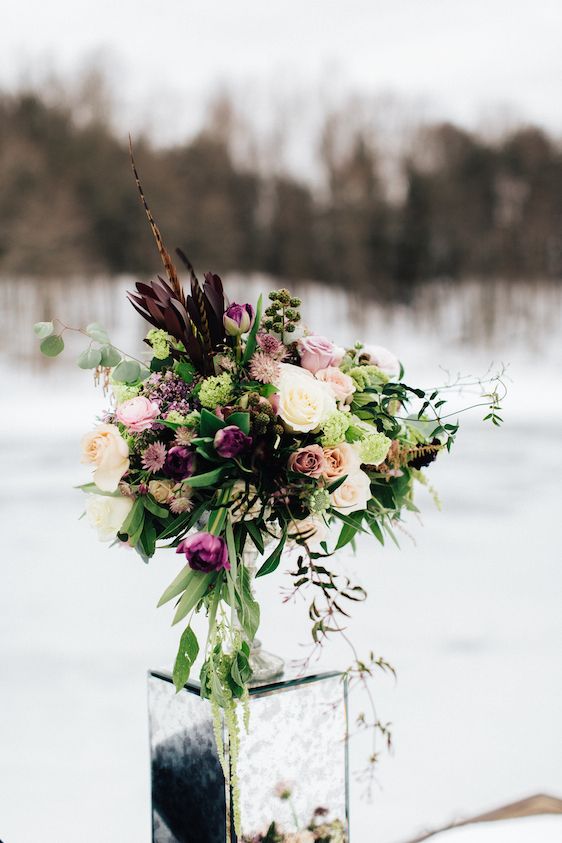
[148,669,349,842]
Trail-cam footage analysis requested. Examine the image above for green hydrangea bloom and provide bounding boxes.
[308,488,331,514]
[320,410,351,447]
[165,410,187,424]
[147,328,173,360]
[111,382,140,404]
[358,432,392,465]
[183,410,201,429]
[349,365,389,391]
[199,373,235,409]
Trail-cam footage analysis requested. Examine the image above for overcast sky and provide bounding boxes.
[3,0,562,145]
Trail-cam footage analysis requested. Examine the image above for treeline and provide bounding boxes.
[1,89,561,298]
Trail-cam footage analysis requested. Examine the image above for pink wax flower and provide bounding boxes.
[116,396,160,433]
[176,532,230,572]
[297,335,337,374]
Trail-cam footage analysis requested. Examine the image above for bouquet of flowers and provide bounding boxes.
[34,152,505,837]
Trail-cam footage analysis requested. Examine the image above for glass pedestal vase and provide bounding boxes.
[148,669,349,842]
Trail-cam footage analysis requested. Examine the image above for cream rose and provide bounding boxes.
[229,481,268,522]
[330,469,371,514]
[322,442,361,480]
[315,366,356,404]
[85,494,133,541]
[289,515,328,548]
[148,479,175,504]
[276,363,336,433]
[81,423,130,492]
[360,344,400,378]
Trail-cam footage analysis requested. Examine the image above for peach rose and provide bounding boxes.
[330,469,371,514]
[322,442,361,480]
[116,396,160,432]
[315,366,356,404]
[148,479,175,504]
[81,423,130,492]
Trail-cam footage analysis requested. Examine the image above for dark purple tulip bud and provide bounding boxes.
[214,425,252,458]
[223,302,255,336]
[176,532,230,572]
[163,446,195,481]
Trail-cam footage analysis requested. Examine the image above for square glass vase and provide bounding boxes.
[148,668,349,842]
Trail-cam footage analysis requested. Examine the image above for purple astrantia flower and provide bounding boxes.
[176,532,230,572]
[214,425,252,458]
[163,446,195,481]
[223,302,255,336]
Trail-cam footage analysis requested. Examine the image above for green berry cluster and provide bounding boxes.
[263,289,301,335]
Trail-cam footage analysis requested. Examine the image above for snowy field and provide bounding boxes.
[0,278,561,842]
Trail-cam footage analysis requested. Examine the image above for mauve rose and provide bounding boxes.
[214,425,252,458]
[288,445,327,478]
[163,446,195,481]
[224,302,255,336]
[176,532,230,572]
[115,396,160,433]
[297,335,336,374]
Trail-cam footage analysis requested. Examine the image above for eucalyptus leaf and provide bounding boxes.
[86,322,109,343]
[112,359,141,384]
[33,321,54,339]
[142,495,169,519]
[77,347,102,369]
[40,335,64,357]
[184,467,230,489]
[99,345,122,367]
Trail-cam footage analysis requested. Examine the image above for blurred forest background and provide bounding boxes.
[1,69,561,299]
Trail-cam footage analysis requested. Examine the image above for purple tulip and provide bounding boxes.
[163,446,195,481]
[223,302,255,336]
[176,532,230,572]
[214,425,252,458]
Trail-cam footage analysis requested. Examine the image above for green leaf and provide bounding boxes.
[172,571,217,625]
[184,467,230,488]
[334,511,364,551]
[245,519,265,554]
[327,474,348,493]
[256,528,287,578]
[40,335,64,357]
[86,322,109,343]
[158,501,207,541]
[226,411,250,435]
[34,321,54,339]
[139,519,157,558]
[236,564,260,641]
[172,626,200,691]
[199,408,225,437]
[142,495,169,519]
[128,509,145,546]
[176,360,196,384]
[241,293,262,365]
[99,345,121,367]
[121,498,144,537]
[112,359,141,384]
[77,347,102,369]
[158,564,193,607]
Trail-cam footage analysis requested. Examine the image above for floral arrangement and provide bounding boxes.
[243,782,345,843]
[34,151,505,839]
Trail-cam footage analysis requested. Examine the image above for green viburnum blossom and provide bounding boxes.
[146,328,173,360]
[111,381,140,404]
[309,488,331,514]
[320,410,351,447]
[165,410,187,424]
[199,373,235,409]
[183,410,201,429]
[349,365,389,391]
[358,432,392,465]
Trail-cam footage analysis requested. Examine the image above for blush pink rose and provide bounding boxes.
[322,443,361,480]
[315,367,356,404]
[288,445,327,478]
[116,396,160,432]
[297,335,337,374]
[360,344,400,378]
